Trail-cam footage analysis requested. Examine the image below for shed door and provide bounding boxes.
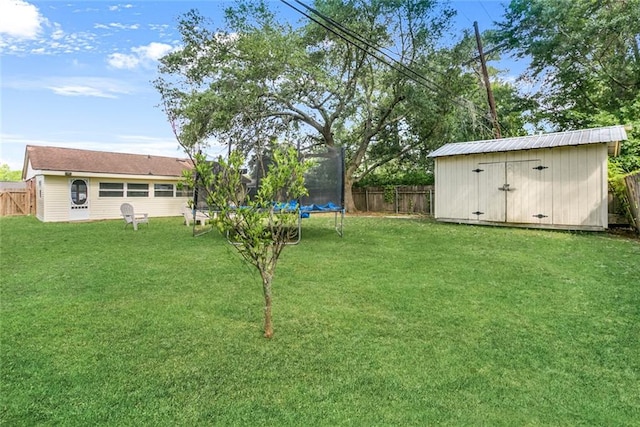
[476,162,506,222]
[69,178,90,221]
[506,161,551,224]
[475,160,550,224]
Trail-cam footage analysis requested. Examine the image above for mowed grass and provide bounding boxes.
[1,215,639,425]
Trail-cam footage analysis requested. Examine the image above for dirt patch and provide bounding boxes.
[607,226,640,241]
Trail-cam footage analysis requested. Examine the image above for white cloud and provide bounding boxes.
[3,76,135,98]
[0,0,45,39]
[108,42,174,70]
[117,135,227,158]
[107,52,140,69]
[94,22,139,30]
[0,3,99,56]
[51,23,64,40]
[148,24,169,32]
[49,77,133,98]
[115,135,185,156]
[134,42,172,60]
[108,4,134,12]
[0,134,223,171]
[48,85,119,98]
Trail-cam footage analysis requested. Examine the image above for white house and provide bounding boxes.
[427,125,628,231]
[22,145,194,222]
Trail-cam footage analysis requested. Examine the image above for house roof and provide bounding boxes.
[427,125,628,158]
[24,145,193,177]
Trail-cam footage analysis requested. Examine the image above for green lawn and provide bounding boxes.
[1,215,639,425]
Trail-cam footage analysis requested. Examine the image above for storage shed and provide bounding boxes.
[427,125,628,231]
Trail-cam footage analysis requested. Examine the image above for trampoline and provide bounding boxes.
[298,147,345,237]
[252,147,346,241]
[190,147,346,241]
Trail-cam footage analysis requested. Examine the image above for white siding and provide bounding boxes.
[435,155,483,220]
[550,145,606,227]
[478,161,506,222]
[39,175,191,222]
[502,149,553,225]
[41,176,71,222]
[90,178,190,220]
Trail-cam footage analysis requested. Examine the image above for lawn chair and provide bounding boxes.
[182,205,210,226]
[120,203,149,231]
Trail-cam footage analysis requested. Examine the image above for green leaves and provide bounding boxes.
[492,0,640,131]
[206,143,309,260]
[0,163,21,181]
[155,1,467,211]
[203,144,310,337]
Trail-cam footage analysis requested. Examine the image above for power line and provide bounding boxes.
[479,2,494,23]
[280,0,435,91]
[279,0,460,100]
[289,0,433,86]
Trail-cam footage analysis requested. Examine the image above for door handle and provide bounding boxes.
[498,184,514,191]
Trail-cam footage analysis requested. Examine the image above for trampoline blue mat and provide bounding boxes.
[271,201,343,218]
[300,202,342,218]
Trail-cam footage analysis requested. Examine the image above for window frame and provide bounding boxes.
[126,183,149,198]
[154,183,175,197]
[99,182,124,197]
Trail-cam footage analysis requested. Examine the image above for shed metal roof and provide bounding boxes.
[427,125,628,158]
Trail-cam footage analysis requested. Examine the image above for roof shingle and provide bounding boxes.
[25,145,192,177]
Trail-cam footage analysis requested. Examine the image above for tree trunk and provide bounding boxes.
[344,176,357,213]
[262,273,274,339]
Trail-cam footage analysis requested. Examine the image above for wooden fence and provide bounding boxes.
[0,181,34,217]
[353,185,631,226]
[624,171,640,232]
[352,185,434,214]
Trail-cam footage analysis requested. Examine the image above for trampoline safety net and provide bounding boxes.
[251,146,345,238]
[300,147,345,209]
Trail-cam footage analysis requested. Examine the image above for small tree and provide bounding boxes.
[0,164,21,181]
[193,145,309,338]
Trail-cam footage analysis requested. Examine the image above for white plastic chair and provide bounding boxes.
[182,205,210,226]
[120,203,149,231]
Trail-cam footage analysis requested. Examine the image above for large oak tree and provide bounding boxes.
[155,0,469,211]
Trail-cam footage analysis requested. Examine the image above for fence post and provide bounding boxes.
[365,188,369,211]
[625,172,640,233]
[429,188,433,216]
[395,186,399,214]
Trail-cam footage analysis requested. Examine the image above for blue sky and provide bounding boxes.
[0,0,519,171]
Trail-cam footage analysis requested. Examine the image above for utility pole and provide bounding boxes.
[474,21,501,139]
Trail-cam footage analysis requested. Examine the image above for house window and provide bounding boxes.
[99,182,124,197]
[127,183,149,197]
[154,183,174,197]
[70,179,88,205]
[176,185,194,198]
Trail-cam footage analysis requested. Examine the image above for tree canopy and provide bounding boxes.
[492,0,640,171]
[0,164,21,181]
[155,0,639,201]
[155,0,502,211]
